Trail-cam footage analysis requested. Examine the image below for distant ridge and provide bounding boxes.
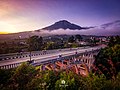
[101,20,120,29]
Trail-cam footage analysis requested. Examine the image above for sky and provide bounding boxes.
[0,0,120,34]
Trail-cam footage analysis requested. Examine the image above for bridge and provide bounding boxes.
[0,45,105,73]
[38,50,98,76]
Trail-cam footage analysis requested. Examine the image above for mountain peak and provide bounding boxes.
[54,20,72,26]
[55,20,70,24]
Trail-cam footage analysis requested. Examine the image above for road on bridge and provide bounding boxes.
[0,45,105,67]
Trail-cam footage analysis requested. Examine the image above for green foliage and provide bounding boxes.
[44,42,56,50]
[0,69,14,90]
[26,76,45,90]
[108,36,120,47]
[44,71,59,90]
[0,41,24,54]
[1,60,120,90]
[93,44,120,79]
[71,43,79,48]
[55,71,77,90]
[87,74,108,90]
[11,62,36,90]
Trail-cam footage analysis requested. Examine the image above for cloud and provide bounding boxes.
[40,28,120,36]
[0,1,38,33]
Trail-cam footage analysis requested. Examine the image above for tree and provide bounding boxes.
[108,36,120,47]
[44,42,55,50]
[55,71,79,90]
[28,36,43,51]
[1,65,120,89]
[75,34,82,41]
[108,36,115,47]
[26,76,45,90]
[43,71,59,90]
[0,69,14,89]
[93,44,120,79]
[90,37,98,45]
[11,63,36,90]
[68,36,75,43]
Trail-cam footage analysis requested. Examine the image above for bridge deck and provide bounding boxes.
[0,46,104,67]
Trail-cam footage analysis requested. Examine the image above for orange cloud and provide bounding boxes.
[0,32,9,34]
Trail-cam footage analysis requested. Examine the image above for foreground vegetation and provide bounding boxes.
[1,42,120,90]
[0,62,120,90]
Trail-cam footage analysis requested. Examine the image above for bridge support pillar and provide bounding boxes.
[68,59,70,68]
[8,65,9,69]
[61,60,64,70]
[51,60,56,70]
[5,65,7,69]
[53,61,56,70]
[42,65,45,71]
[9,65,11,69]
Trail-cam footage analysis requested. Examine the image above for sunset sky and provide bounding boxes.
[0,0,120,33]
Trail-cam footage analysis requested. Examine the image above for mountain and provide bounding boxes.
[40,20,120,36]
[41,20,89,30]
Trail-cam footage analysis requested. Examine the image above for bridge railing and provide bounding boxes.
[0,47,90,61]
[0,49,60,61]
[0,63,21,69]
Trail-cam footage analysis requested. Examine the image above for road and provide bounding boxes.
[0,45,105,67]
[0,47,85,60]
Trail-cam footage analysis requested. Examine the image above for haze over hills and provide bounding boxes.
[90,20,120,35]
[101,20,120,29]
[0,20,120,40]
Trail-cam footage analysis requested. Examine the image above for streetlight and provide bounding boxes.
[28,35,32,61]
[19,36,22,55]
[75,50,78,58]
